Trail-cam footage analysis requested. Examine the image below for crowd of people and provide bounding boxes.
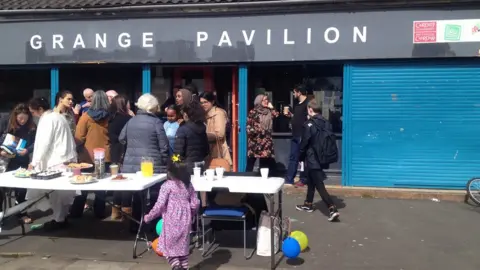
[0,83,340,270]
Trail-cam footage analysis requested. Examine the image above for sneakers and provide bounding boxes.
[294,182,306,188]
[296,203,340,222]
[328,209,340,222]
[295,203,314,213]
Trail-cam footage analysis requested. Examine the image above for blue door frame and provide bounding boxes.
[238,65,248,172]
[50,67,59,109]
[142,64,151,94]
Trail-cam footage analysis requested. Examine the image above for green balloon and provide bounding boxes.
[156,219,164,236]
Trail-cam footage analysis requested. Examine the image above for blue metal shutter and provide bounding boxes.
[343,61,480,189]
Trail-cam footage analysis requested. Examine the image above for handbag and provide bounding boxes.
[207,111,231,172]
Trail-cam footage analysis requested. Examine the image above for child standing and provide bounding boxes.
[163,105,181,155]
[144,154,200,270]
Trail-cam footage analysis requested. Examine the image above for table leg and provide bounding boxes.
[133,190,147,259]
[278,190,283,239]
[0,188,6,230]
[269,194,275,270]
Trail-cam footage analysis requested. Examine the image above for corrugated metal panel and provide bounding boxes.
[344,61,480,189]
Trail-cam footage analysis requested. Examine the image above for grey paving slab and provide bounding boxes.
[63,260,136,270]
[0,256,76,269]
[0,194,479,269]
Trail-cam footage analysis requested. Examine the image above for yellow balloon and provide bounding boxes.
[290,231,308,251]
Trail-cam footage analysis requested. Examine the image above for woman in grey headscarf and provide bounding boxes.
[70,90,111,219]
[245,94,279,172]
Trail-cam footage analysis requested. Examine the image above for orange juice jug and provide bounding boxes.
[141,157,154,177]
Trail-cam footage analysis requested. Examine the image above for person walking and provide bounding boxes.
[286,84,309,186]
[295,99,339,222]
[144,156,200,270]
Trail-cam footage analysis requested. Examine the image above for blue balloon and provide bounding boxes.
[156,219,164,236]
[282,237,301,258]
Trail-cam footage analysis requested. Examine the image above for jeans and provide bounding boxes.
[286,137,305,184]
[305,169,335,208]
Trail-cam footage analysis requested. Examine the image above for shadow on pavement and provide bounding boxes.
[314,195,346,217]
[190,249,232,269]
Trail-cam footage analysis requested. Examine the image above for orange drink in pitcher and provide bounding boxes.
[141,157,154,177]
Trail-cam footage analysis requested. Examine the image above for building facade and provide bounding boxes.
[1,0,480,189]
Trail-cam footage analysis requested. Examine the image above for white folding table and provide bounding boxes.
[191,176,285,270]
[0,172,167,258]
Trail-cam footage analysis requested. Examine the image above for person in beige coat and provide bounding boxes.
[199,92,232,166]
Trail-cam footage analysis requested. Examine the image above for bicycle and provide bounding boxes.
[467,177,480,205]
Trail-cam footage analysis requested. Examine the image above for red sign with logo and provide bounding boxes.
[413,21,437,43]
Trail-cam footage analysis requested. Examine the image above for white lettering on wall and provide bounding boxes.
[96,33,107,48]
[118,33,131,48]
[324,27,339,44]
[353,26,367,43]
[218,31,232,46]
[30,35,42,50]
[242,30,255,46]
[52,34,64,49]
[143,32,154,47]
[283,29,295,45]
[197,32,208,47]
[307,28,312,44]
[29,26,368,51]
[73,34,86,49]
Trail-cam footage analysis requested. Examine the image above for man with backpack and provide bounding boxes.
[295,99,340,221]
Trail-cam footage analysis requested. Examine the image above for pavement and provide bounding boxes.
[0,193,480,270]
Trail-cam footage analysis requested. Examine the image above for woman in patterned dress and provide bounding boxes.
[246,94,279,172]
[144,155,200,270]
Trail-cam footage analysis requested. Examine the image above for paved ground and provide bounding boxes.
[0,193,479,269]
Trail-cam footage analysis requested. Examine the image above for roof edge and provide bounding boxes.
[0,0,478,15]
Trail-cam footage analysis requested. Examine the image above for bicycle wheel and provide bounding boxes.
[467,178,480,206]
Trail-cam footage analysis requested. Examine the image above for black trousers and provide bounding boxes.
[69,165,108,218]
[70,191,106,218]
[113,191,132,207]
[245,156,276,172]
[305,169,335,208]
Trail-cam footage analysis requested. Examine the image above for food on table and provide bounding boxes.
[14,168,33,177]
[112,174,127,180]
[67,163,93,169]
[71,174,94,183]
[30,170,63,179]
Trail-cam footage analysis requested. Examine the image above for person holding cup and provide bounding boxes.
[245,94,279,173]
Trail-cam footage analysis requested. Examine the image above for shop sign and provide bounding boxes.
[0,10,478,64]
[413,19,480,43]
[28,27,368,51]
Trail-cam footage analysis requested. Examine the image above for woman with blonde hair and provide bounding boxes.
[119,93,169,232]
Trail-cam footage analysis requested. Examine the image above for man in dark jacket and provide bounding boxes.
[286,84,309,186]
[295,99,339,222]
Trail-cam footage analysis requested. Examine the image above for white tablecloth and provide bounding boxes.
[0,172,167,191]
[191,176,284,194]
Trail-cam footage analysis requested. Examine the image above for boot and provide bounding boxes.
[121,207,133,221]
[111,205,121,220]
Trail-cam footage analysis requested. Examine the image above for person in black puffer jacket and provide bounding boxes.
[119,94,168,232]
[174,100,209,174]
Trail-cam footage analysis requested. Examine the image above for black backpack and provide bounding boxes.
[311,118,338,165]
